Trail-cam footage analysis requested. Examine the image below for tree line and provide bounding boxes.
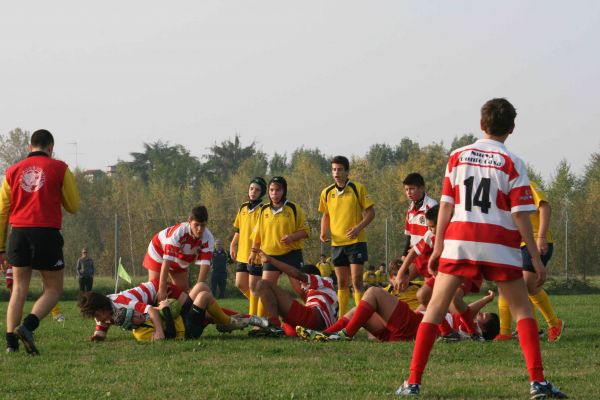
[2,128,598,279]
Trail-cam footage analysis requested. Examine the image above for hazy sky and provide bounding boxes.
[2,1,599,181]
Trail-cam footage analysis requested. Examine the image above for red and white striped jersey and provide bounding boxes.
[413,230,435,277]
[302,274,338,328]
[405,194,438,246]
[94,280,158,333]
[440,139,535,270]
[146,223,214,269]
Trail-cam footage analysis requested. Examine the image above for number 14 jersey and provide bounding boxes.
[440,139,536,270]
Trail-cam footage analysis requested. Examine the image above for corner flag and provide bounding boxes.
[117,260,132,284]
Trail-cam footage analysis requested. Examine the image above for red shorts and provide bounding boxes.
[438,258,523,282]
[425,275,482,294]
[143,253,189,274]
[374,300,423,342]
[283,300,325,330]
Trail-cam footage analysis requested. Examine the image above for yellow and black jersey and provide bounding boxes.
[384,281,423,311]
[319,180,374,246]
[233,201,264,263]
[251,200,310,256]
[521,181,553,247]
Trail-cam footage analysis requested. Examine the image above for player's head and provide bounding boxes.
[78,292,113,321]
[477,312,500,341]
[215,239,223,249]
[268,176,287,204]
[249,177,267,201]
[331,155,350,184]
[113,307,147,330]
[388,259,401,280]
[368,264,375,271]
[301,264,321,276]
[319,254,326,262]
[403,173,426,202]
[480,98,517,137]
[189,205,209,239]
[425,205,440,234]
[30,129,54,154]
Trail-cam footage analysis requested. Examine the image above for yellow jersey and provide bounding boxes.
[363,270,378,286]
[233,202,264,263]
[252,201,310,256]
[521,181,553,247]
[319,180,375,246]
[384,282,423,311]
[316,261,334,278]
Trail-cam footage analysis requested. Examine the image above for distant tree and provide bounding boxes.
[269,152,288,175]
[289,147,329,174]
[202,134,262,184]
[121,141,202,187]
[0,128,30,174]
[366,143,396,170]
[394,137,420,163]
[449,133,478,153]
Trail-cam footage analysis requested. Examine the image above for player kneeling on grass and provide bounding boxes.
[251,251,338,337]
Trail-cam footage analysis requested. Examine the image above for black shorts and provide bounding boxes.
[236,262,263,277]
[521,243,554,272]
[8,227,65,270]
[263,249,303,272]
[331,242,368,267]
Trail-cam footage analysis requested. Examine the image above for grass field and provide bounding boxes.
[1,279,599,399]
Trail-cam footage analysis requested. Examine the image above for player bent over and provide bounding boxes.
[142,205,214,301]
[395,98,567,398]
[252,252,338,337]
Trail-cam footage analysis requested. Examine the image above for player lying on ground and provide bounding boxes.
[78,280,248,341]
[297,282,498,342]
[396,205,485,340]
[250,251,338,337]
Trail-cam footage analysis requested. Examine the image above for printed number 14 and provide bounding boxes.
[464,177,491,213]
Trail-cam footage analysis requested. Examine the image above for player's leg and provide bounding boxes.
[344,286,398,337]
[335,266,351,317]
[249,272,263,316]
[406,272,463,385]
[497,278,545,383]
[6,266,32,350]
[350,263,364,306]
[348,242,368,306]
[256,279,294,325]
[169,270,190,292]
[323,307,357,333]
[235,267,250,299]
[450,286,479,336]
[34,270,64,320]
[496,294,513,340]
[416,280,433,306]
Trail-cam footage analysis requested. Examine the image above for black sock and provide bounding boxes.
[185,305,206,339]
[180,298,193,325]
[23,314,40,332]
[6,332,19,349]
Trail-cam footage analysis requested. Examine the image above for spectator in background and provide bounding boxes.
[211,240,230,299]
[76,247,95,294]
[376,263,387,286]
[362,264,378,288]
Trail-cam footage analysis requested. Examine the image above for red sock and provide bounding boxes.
[516,318,545,382]
[407,322,438,384]
[269,317,281,327]
[459,307,478,334]
[324,317,349,333]
[438,317,453,336]
[222,308,238,316]
[281,322,297,337]
[344,301,375,337]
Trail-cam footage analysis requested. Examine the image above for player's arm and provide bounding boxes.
[537,201,551,255]
[61,168,80,214]
[320,212,330,243]
[281,228,308,244]
[157,259,174,301]
[230,232,240,261]
[395,249,418,291]
[0,177,12,257]
[513,211,546,287]
[259,251,308,283]
[467,290,495,315]
[428,201,453,275]
[346,206,375,239]
[148,307,165,340]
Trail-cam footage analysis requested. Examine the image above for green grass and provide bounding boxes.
[1,290,598,399]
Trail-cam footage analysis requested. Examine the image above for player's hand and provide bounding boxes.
[90,334,105,342]
[345,226,360,239]
[157,299,170,310]
[230,246,237,261]
[152,331,165,341]
[532,257,547,288]
[280,234,294,244]
[258,251,270,264]
[536,237,549,256]
[248,252,257,265]
[428,249,441,277]
[486,289,495,301]
[319,232,330,243]
[394,273,409,292]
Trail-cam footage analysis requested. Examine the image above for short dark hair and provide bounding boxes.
[77,292,113,319]
[331,155,350,171]
[403,172,425,187]
[31,129,54,149]
[301,264,321,276]
[480,312,500,341]
[425,205,439,223]
[481,98,517,136]
[190,205,208,222]
[388,259,401,277]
